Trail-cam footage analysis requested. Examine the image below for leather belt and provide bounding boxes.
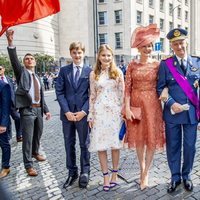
[31,103,41,108]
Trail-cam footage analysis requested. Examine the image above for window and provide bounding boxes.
[160,18,164,31]
[115,32,123,49]
[136,0,142,3]
[149,0,154,7]
[98,11,108,25]
[115,10,122,24]
[160,0,164,12]
[169,22,173,30]
[137,11,142,24]
[185,11,188,21]
[115,55,121,64]
[99,0,106,3]
[178,7,181,19]
[185,0,188,5]
[99,33,108,45]
[178,24,181,28]
[185,27,188,32]
[160,38,164,51]
[149,15,154,24]
[169,3,173,15]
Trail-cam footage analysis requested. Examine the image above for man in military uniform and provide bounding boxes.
[157,28,200,193]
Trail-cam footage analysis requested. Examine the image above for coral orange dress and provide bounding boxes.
[124,60,165,150]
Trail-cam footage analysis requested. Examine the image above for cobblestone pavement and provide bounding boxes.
[1,90,200,200]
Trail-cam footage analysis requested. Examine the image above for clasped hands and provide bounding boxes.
[65,111,86,122]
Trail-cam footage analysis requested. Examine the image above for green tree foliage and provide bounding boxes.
[0,54,13,77]
[34,53,54,75]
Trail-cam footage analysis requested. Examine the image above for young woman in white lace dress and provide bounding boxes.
[88,44,124,191]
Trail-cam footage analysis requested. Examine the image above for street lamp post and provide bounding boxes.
[172,5,180,29]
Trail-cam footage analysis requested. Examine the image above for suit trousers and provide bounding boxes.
[62,116,90,176]
[8,112,22,139]
[0,130,11,169]
[20,107,43,169]
[165,123,197,182]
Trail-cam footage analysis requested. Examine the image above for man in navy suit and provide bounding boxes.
[0,65,23,142]
[157,28,200,193]
[0,80,11,178]
[56,42,91,189]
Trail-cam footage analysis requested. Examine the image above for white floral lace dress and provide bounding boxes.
[88,68,124,152]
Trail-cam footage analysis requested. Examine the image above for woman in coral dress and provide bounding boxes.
[124,24,165,190]
[88,44,124,191]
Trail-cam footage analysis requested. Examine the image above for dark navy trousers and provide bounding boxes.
[0,130,11,169]
[62,116,90,176]
[165,123,197,182]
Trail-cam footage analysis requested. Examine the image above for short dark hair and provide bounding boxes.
[23,53,35,62]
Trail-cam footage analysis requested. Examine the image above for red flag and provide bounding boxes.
[0,0,60,36]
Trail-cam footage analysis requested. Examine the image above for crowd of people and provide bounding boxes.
[0,24,200,196]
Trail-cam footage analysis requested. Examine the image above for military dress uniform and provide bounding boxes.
[157,28,200,191]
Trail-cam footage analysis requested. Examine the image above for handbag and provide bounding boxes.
[119,121,126,140]
[121,106,142,120]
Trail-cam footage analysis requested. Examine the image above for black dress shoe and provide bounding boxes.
[79,173,89,188]
[63,174,78,189]
[183,180,193,192]
[167,180,181,193]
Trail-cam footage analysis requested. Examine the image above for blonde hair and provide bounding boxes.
[94,44,119,80]
[69,41,85,53]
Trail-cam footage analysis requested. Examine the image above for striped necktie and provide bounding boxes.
[32,73,40,102]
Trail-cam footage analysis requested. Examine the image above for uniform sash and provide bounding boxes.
[165,57,199,119]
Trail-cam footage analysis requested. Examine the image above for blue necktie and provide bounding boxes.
[180,59,186,75]
[74,66,80,86]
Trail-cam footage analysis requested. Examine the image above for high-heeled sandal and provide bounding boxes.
[110,169,119,188]
[103,172,110,192]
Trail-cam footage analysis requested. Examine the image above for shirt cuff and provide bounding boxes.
[8,46,15,49]
[81,110,87,116]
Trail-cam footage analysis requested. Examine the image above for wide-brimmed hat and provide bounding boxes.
[130,24,160,48]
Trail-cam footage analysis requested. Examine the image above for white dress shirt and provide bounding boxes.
[27,69,41,104]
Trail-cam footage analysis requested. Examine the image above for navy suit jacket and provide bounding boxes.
[0,81,11,127]
[157,55,200,124]
[56,63,92,121]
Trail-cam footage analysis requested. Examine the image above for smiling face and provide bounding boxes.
[98,49,113,68]
[70,48,84,65]
[138,43,153,57]
[170,39,187,58]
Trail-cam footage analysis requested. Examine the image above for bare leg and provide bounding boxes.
[142,147,155,188]
[98,151,110,187]
[110,149,120,183]
[136,145,145,189]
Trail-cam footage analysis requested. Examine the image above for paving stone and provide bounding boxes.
[0,90,199,199]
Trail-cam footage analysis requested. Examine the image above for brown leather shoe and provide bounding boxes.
[32,154,46,161]
[0,168,10,178]
[17,136,23,142]
[26,168,38,176]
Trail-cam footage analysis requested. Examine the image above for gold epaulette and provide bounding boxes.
[161,55,173,61]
